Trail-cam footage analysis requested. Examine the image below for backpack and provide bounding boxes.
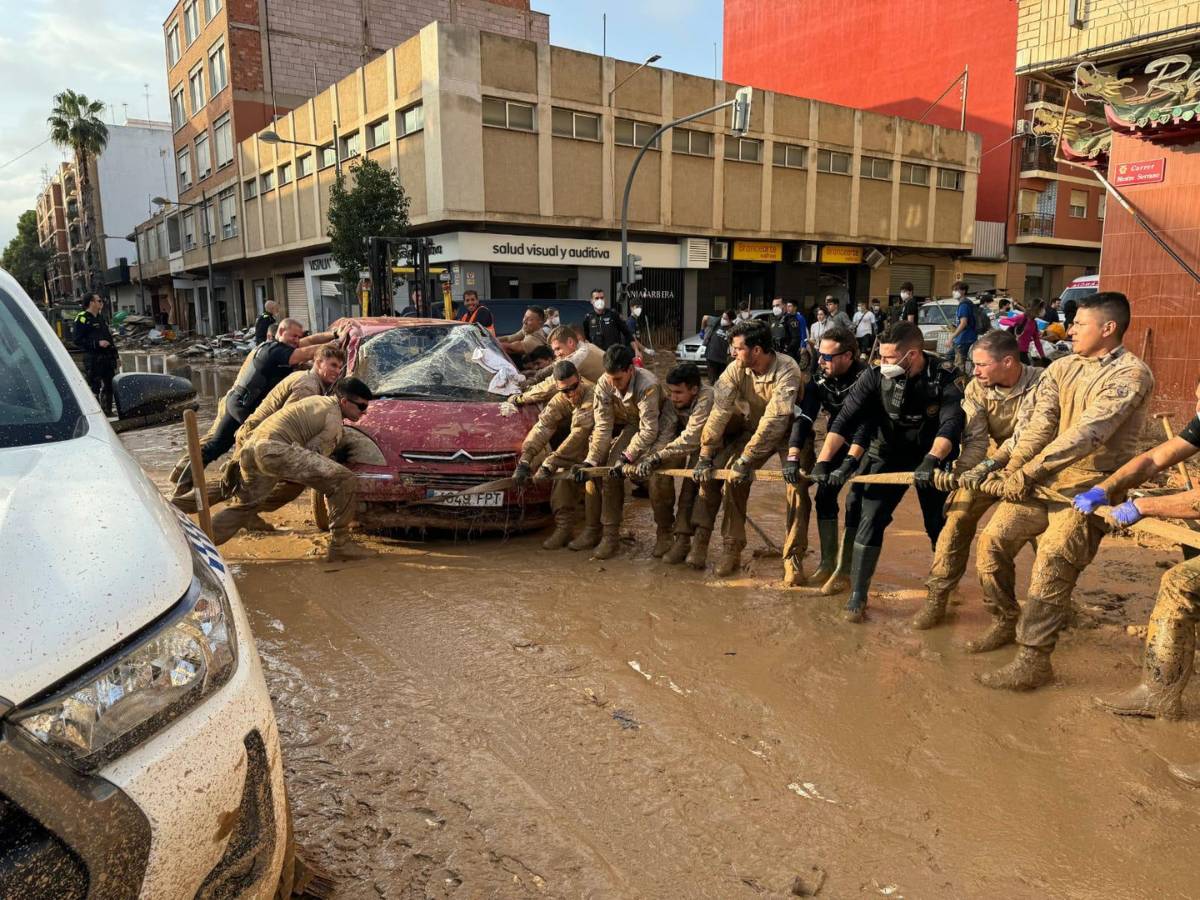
[972,301,992,336]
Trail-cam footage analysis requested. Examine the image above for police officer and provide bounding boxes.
[783,326,870,590]
[813,321,965,622]
[703,312,732,383]
[254,299,279,344]
[73,293,120,416]
[769,297,802,362]
[582,289,632,351]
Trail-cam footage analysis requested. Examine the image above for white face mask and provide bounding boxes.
[547,316,559,327]
[880,349,913,380]
[772,306,784,316]
[901,291,912,301]
[631,307,643,317]
[720,318,731,328]
[739,311,751,320]
[953,290,964,300]
[592,299,606,312]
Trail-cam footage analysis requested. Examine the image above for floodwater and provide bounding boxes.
[126,416,1200,899]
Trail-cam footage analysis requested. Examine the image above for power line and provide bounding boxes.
[0,136,53,172]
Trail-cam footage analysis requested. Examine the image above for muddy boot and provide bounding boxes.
[542,508,575,550]
[1169,760,1200,787]
[781,553,807,588]
[652,527,674,558]
[820,529,855,596]
[977,646,1054,691]
[592,527,621,560]
[686,527,712,570]
[806,519,839,587]
[568,526,601,552]
[715,540,745,577]
[242,513,279,534]
[324,538,378,561]
[1094,619,1194,720]
[664,534,691,565]
[964,616,1018,654]
[910,589,950,630]
[842,543,880,624]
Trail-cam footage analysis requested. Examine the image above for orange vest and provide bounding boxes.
[459,305,496,335]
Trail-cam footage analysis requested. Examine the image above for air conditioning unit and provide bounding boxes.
[1016,119,1033,135]
[864,248,887,269]
[710,240,729,261]
[794,244,818,263]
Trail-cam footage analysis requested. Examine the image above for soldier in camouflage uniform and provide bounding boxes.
[507,325,606,408]
[965,293,1154,690]
[512,360,599,550]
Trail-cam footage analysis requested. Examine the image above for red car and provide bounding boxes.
[333,317,553,533]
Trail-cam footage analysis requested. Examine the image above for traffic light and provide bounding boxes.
[622,252,643,286]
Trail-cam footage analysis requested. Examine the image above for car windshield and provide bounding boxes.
[1060,287,1097,305]
[0,287,85,447]
[354,324,508,401]
[918,303,958,326]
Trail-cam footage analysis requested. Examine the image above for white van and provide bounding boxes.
[0,270,293,898]
[1059,274,1099,308]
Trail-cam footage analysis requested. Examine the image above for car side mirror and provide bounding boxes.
[111,373,198,433]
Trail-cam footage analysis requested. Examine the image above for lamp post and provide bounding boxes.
[154,193,217,335]
[101,231,145,314]
[608,53,662,107]
[260,120,341,177]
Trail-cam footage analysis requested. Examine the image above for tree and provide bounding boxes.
[327,157,410,299]
[2,210,51,299]
[48,90,109,296]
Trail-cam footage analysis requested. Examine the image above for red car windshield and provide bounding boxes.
[354,324,506,401]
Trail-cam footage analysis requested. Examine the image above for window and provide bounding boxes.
[217,187,237,239]
[194,132,211,179]
[176,146,191,191]
[615,117,660,149]
[816,149,851,175]
[338,131,360,161]
[319,145,337,169]
[182,211,196,250]
[209,41,227,95]
[170,86,186,130]
[243,178,258,199]
[671,128,712,156]
[155,220,168,256]
[166,215,181,253]
[213,114,233,168]
[203,202,216,245]
[188,64,205,114]
[297,153,313,177]
[183,0,199,44]
[1097,193,1106,220]
[1018,188,1040,214]
[367,118,390,149]
[482,97,535,132]
[204,0,221,22]
[900,162,930,185]
[278,162,293,185]
[260,170,275,192]
[938,168,964,191]
[860,156,892,180]
[772,143,806,169]
[551,107,600,141]
[166,23,180,66]
[724,136,762,163]
[1066,189,1096,220]
[399,103,424,137]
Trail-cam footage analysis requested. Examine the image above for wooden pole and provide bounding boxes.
[183,409,213,540]
[1159,416,1194,490]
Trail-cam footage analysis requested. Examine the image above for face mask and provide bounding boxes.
[901,291,912,301]
[720,318,731,328]
[547,316,559,327]
[631,307,642,317]
[593,300,606,312]
[953,290,964,300]
[880,350,912,380]
[739,311,751,320]
[772,306,784,316]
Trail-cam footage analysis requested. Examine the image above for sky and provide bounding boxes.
[0,0,722,251]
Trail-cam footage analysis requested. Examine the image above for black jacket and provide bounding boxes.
[73,310,118,357]
[789,359,870,449]
[583,310,632,350]
[254,312,276,344]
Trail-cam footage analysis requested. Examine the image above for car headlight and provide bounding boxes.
[10,546,238,773]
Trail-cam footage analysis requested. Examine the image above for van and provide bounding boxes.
[1059,275,1099,308]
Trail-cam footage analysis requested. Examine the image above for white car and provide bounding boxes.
[0,270,293,898]
[675,309,773,361]
[916,299,962,356]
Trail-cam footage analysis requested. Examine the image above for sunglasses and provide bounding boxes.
[819,351,850,361]
[559,381,582,394]
[348,399,369,412]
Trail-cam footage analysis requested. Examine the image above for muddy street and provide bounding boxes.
[127,410,1200,899]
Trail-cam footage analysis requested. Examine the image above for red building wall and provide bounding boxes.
[723,0,1018,224]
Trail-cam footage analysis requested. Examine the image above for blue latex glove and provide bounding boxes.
[1073,485,1108,515]
[1108,499,1142,528]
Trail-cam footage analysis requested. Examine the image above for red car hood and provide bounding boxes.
[355,397,537,455]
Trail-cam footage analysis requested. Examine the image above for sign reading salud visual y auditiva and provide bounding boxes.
[732,241,783,262]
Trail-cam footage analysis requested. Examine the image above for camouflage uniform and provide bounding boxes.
[520,382,599,541]
[501,328,548,356]
[512,341,606,406]
[650,385,715,541]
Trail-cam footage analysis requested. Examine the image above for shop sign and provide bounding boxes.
[304,253,336,275]
[732,241,783,262]
[449,232,684,269]
[820,245,864,265]
[1112,158,1166,186]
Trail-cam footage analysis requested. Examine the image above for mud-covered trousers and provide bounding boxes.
[599,425,674,530]
[843,453,948,549]
[924,489,997,597]
[1141,554,1200,685]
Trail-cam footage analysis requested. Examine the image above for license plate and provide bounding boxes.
[426,489,504,507]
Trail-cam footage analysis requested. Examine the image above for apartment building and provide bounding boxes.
[35,168,71,302]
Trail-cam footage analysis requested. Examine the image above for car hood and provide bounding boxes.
[354,397,537,454]
[0,432,192,707]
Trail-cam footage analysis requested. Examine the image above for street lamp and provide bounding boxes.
[154,194,220,335]
[261,121,342,176]
[100,232,146,314]
[609,53,662,106]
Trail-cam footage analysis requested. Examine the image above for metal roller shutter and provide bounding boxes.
[963,274,996,294]
[888,264,933,298]
[285,277,311,332]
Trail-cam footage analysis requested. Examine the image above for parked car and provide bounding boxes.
[675,309,773,362]
[333,316,554,533]
[916,299,962,356]
[1059,274,1099,309]
[0,268,294,898]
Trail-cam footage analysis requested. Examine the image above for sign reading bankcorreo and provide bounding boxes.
[732,241,783,262]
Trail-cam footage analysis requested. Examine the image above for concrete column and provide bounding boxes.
[805,103,819,234]
[537,41,554,218]
[849,110,862,238]
[660,71,673,228]
[602,56,615,223]
[711,81,725,234]
[760,92,773,235]
[889,124,901,244]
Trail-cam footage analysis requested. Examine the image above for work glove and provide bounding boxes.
[608,455,633,480]
[931,469,958,492]
[499,400,519,417]
[999,467,1036,503]
[532,464,553,483]
[913,454,940,489]
[827,455,860,489]
[959,458,999,491]
[1105,499,1143,530]
[572,463,595,484]
[693,457,715,484]
[635,453,663,479]
[782,458,802,485]
[1073,485,1108,515]
[513,461,531,486]
[809,460,832,486]
[729,457,753,485]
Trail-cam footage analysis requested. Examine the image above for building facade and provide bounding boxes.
[723,0,1102,303]
[1016,0,1200,417]
[35,169,71,303]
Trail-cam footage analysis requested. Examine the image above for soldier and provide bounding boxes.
[512,360,600,550]
[497,306,548,363]
[692,319,804,577]
[910,329,1042,630]
[211,377,376,560]
[635,362,715,561]
[574,343,673,560]
[507,325,605,408]
[966,292,1154,690]
[73,293,120,416]
[783,326,870,590]
[813,321,965,622]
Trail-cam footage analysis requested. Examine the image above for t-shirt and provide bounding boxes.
[254,313,275,344]
[901,297,919,322]
[228,340,296,421]
[502,328,547,354]
[1179,415,1200,447]
[459,305,495,329]
[954,300,978,346]
[852,310,876,339]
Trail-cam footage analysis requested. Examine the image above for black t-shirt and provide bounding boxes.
[254,313,275,344]
[902,297,919,322]
[459,306,495,329]
[229,341,296,421]
[1179,415,1200,447]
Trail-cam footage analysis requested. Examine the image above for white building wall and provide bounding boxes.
[95,120,176,270]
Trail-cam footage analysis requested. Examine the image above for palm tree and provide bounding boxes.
[48,90,109,296]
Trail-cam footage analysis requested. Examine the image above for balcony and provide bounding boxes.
[1025,81,1067,107]
[1017,213,1056,238]
[1019,136,1057,176]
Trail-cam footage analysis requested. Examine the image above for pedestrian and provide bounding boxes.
[512,360,600,550]
[542,307,560,337]
[457,290,496,334]
[1014,299,1045,364]
[508,324,605,408]
[852,299,877,357]
[964,292,1154,690]
[254,299,279,344]
[812,321,965,622]
[899,282,919,324]
[635,362,716,562]
[1044,297,1061,325]
[73,293,120,416]
[949,280,978,372]
[691,319,805,577]
[783,326,871,590]
[211,378,377,560]
[703,311,732,383]
[870,297,884,324]
[911,330,1041,630]
[807,307,830,356]
[1062,293,1079,329]
[769,297,802,360]
[497,306,548,364]
[824,296,852,331]
[583,289,632,350]
[785,300,809,363]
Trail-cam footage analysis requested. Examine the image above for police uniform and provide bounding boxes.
[769,313,802,360]
[583,309,632,351]
[254,311,276,344]
[520,382,599,549]
[73,308,119,415]
[827,352,966,618]
[644,385,715,560]
[974,346,1154,689]
[703,322,731,383]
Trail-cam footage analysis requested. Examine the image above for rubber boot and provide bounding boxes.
[1168,760,1200,787]
[652,527,674,558]
[325,536,378,561]
[977,645,1054,691]
[806,519,840,586]
[843,543,881,624]
[542,507,575,550]
[686,527,712,570]
[242,513,279,534]
[568,526,601,552]
[664,534,691,565]
[781,553,807,588]
[1095,619,1195,720]
[910,589,950,630]
[964,616,1018,654]
[821,529,855,596]
[592,526,621,560]
[715,540,745,578]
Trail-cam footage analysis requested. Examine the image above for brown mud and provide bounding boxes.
[124,405,1200,899]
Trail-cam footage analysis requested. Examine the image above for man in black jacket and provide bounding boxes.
[583,289,632,350]
[254,299,278,344]
[73,293,120,415]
